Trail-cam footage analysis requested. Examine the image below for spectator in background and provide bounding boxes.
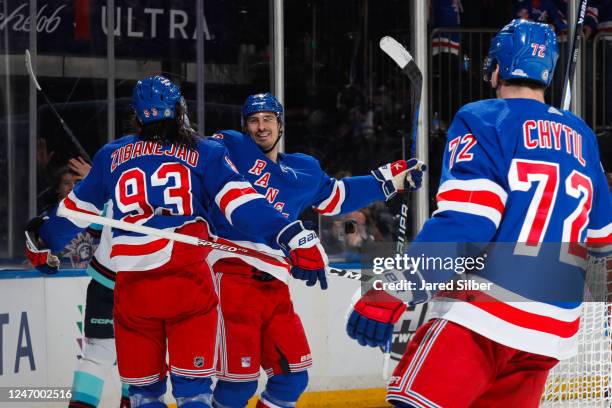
[553,0,601,39]
[430,0,468,196]
[37,157,91,211]
[513,0,567,33]
[430,0,465,124]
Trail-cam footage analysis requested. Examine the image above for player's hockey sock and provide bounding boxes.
[129,379,167,408]
[258,372,308,408]
[70,337,118,407]
[69,370,104,407]
[212,379,258,408]
[121,383,131,407]
[170,374,213,407]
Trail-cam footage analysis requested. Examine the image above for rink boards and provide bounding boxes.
[0,268,393,407]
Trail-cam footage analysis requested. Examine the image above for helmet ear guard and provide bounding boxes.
[483,19,559,87]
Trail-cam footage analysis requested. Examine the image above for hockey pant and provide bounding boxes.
[213,261,312,407]
[386,319,558,408]
[113,222,218,407]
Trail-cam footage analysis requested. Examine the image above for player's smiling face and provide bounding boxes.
[245,112,282,151]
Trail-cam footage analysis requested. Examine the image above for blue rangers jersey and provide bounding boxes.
[431,0,461,56]
[407,98,611,359]
[39,135,292,272]
[208,130,387,282]
[514,0,568,32]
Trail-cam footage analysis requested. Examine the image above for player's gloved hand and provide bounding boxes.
[24,216,59,275]
[346,289,406,347]
[277,220,329,290]
[372,158,427,200]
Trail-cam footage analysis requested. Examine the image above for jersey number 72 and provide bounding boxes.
[509,159,593,265]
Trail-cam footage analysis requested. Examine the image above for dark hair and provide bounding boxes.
[52,165,79,191]
[129,101,197,148]
[502,78,547,91]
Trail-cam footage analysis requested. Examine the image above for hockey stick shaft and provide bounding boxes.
[560,0,588,110]
[56,206,365,280]
[379,36,423,379]
[25,49,91,162]
[379,37,423,256]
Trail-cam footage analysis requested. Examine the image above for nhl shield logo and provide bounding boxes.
[194,356,204,368]
[241,357,251,368]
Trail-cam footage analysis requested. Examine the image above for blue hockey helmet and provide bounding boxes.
[241,93,284,126]
[132,75,184,125]
[483,19,558,87]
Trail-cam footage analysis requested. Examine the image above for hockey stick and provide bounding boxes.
[379,37,423,256]
[379,36,423,380]
[560,0,588,110]
[25,49,91,162]
[56,206,369,281]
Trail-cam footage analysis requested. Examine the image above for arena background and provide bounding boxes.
[0,1,610,407]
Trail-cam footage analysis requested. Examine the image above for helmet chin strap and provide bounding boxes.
[262,131,282,154]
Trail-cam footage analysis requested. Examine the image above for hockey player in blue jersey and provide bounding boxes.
[207,93,426,408]
[346,19,611,407]
[25,76,330,408]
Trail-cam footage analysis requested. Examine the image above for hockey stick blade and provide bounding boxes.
[380,37,423,91]
[380,36,413,69]
[25,49,42,91]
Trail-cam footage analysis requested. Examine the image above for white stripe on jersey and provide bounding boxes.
[314,180,346,215]
[433,179,507,227]
[436,301,579,360]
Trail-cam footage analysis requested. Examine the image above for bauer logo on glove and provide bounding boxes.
[277,220,329,290]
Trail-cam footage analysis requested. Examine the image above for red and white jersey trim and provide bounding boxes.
[119,373,159,386]
[215,181,265,225]
[586,222,612,253]
[314,180,346,215]
[208,239,290,283]
[109,232,175,271]
[435,296,581,360]
[170,365,215,378]
[433,178,507,227]
[431,37,460,56]
[59,191,103,228]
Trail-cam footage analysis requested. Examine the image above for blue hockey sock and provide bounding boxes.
[260,372,308,408]
[170,374,212,407]
[212,379,258,408]
[129,379,167,408]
